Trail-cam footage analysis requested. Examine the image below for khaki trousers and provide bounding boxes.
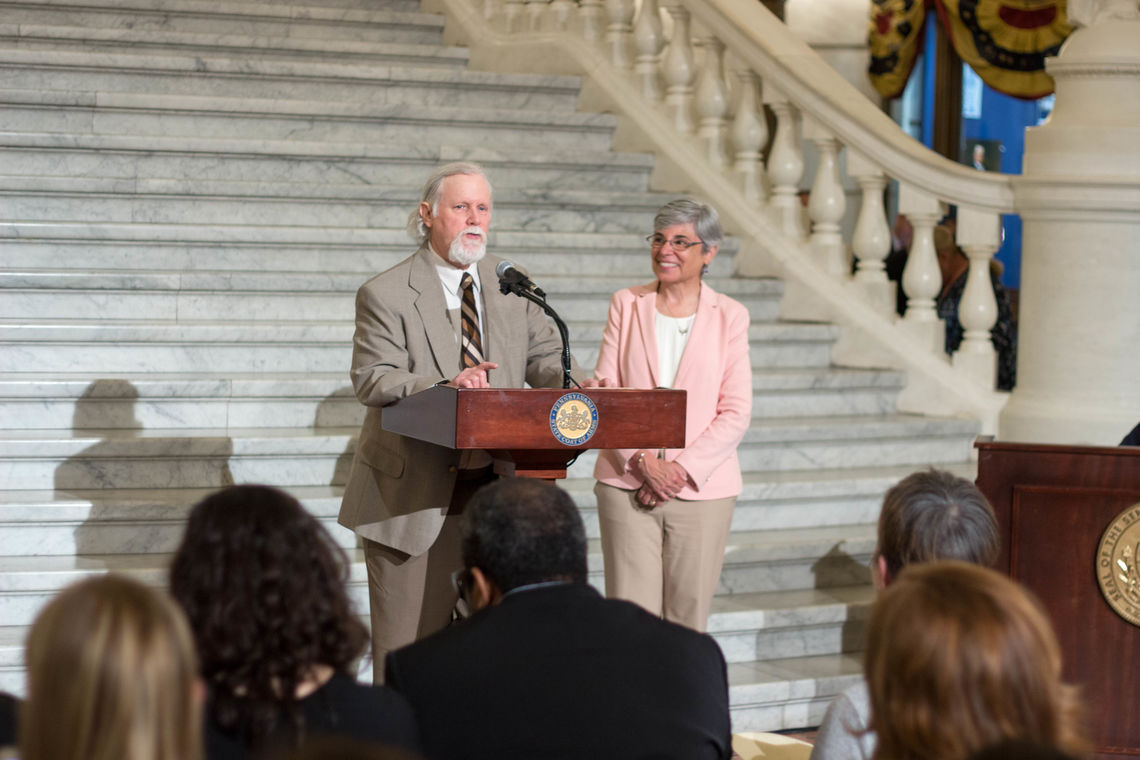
[595,481,736,632]
[364,469,495,683]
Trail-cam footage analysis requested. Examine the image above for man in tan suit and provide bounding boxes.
[340,162,593,675]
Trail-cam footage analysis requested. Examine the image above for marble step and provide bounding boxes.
[1,484,876,610]
[0,272,781,323]
[0,569,869,678]
[276,0,423,7]
[0,49,583,111]
[0,615,865,734]
[0,224,718,276]
[736,416,977,473]
[0,530,871,632]
[0,320,840,373]
[0,462,970,556]
[0,0,450,45]
[0,460,898,556]
[728,652,864,732]
[0,133,655,193]
[0,365,899,431]
[0,416,978,490]
[709,584,873,664]
[0,485,356,557]
[167,0,424,8]
[716,461,977,532]
[0,89,619,150]
[0,24,469,67]
[0,550,370,643]
[1,182,667,234]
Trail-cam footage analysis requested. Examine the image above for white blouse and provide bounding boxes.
[655,312,695,388]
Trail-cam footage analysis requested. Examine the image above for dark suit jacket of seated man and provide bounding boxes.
[384,478,733,760]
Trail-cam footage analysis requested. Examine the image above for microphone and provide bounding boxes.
[496,260,545,299]
[495,259,572,388]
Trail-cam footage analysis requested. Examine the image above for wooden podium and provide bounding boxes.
[382,386,686,480]
[976,440,1140,759]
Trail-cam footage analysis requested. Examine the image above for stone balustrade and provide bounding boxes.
[446,0,1016,401]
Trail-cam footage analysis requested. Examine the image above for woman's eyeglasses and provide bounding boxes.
[647,234,703,252]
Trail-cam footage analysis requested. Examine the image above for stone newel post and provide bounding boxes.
[1000,1,1140,443]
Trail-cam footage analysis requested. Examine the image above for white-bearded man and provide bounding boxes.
[339,162,600,676]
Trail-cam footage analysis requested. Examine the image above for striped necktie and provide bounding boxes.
[460,272,484,369]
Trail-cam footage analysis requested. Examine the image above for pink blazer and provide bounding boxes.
[593,282,752,500]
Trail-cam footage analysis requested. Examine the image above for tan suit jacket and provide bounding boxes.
[339,247,583,556]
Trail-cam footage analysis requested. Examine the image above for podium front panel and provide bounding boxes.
[452,388,686,450]
[977,441,1140,758]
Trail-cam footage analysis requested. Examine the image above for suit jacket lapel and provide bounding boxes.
[635,283,661,388]
[671,283,716,390]
[411,247,460,376]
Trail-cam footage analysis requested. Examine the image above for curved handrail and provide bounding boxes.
[690,0,1015,213]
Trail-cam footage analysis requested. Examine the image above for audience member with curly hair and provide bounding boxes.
[864,562,1087,760]
[20,574,203,760]
[170,485,421,759]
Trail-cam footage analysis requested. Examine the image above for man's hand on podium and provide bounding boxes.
[448,362,498,389]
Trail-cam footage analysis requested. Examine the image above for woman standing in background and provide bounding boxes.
[593,199,752,632]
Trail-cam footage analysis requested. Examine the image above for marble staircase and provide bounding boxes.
[0,0,980,731]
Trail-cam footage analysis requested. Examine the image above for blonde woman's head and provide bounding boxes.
[21,574,202,760]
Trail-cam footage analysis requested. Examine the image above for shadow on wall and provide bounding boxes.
[56,380,234,558]
[314,389,360,489]
[811,543,873,654]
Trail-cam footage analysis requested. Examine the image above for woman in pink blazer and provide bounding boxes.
[593,199,752,631]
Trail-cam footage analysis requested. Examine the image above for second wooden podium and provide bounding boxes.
[381,386,687,480]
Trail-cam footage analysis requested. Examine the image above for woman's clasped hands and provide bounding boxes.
[633,450,690,508]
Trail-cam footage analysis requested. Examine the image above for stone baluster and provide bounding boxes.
[580,0,605,43]
[503,0,525,32]
[660,3,696,134]
[847,148,893,316]
[604,0,635,68]
[548,0,574,30]
[526,0,546,30]
[953,207,1001,388]
[803,116,847,276]
[632,0,664,102]
[897,184,944,354]
[482,0,499,23]
[729,67,767,205]
[764,90,805,239]
[694,36,729,166]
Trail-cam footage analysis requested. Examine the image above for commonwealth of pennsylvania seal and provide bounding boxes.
[1097,501,1140,627]
[549,392,598,446]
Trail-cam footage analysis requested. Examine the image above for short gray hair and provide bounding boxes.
[877,468,1000,580]
[406,162,492,244]
[653,198,723,249]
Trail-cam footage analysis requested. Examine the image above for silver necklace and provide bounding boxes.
[674,315,695,335]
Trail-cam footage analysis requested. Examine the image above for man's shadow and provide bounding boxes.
[57,380,233,558]
[315,390,361,489]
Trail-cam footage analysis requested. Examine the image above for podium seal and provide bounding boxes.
[1096,501,1140,627]
[549,392,598,446]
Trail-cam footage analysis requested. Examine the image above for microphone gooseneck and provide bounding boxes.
[496,261,573,389]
